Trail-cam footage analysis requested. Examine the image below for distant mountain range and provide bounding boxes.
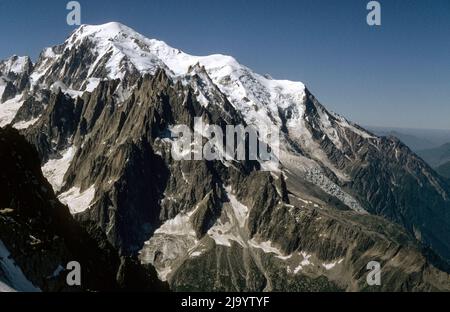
[367,126,450,152]
[417,143,450,167]
[367,127,450,179]
[436,161,450,179]
[416,143,450,179]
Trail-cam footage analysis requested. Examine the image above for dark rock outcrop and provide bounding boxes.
[0,126,168,291]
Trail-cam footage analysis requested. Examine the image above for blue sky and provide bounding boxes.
[0,0,449,129]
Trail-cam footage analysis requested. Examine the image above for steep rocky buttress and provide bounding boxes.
[0,126,168,292]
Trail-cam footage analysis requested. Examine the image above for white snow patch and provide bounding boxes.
[13,117,40,129]
[207,220,246,247]
[156,266,172,281]
[322,262,336,270]
[0,240,41,292]
[50,81,83,98]
[58,185,96,214]
[0,56,29,74]
[42,147,76,192]
[189,250,204,258]
[260,159,281,173]
[292,252,313,274]
[0,95,24,127]
[154,209,198,237]
[42,47,56,58]
[293,265,303,274]
[276,254,293,260]
[206,190,250,248]
[0,84,5,100]
[0,280,16,292]
[322,259,343,270]
[84,78,101,92]
[248,239,285,257]
[299,252,312,266]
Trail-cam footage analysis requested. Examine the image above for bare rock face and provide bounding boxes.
[0,126,168,292]
[1,22,449,291]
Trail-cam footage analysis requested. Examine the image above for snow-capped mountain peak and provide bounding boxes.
[0,55,32,75]
[27,22,311,134]
[66,22,308,110]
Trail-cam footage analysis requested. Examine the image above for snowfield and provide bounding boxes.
[0,240,40,292]
[0,95,24,127]
[42,147,76,192]
[58,185,96,214]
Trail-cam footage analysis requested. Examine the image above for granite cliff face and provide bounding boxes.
[1,22,449,291]
[0,126,167,291]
